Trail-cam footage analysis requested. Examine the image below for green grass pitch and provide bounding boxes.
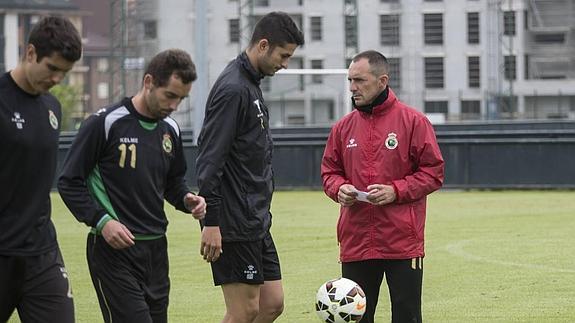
[8,190,575,322]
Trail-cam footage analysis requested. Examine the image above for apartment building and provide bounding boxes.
[130,0,571,128]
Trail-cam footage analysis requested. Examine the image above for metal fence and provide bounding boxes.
[57,120,575,190]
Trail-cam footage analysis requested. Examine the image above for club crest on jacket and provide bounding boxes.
[385,132,398,149]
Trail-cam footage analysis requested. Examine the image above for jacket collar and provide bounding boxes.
[238,52,264,85]
[353,86,397,115]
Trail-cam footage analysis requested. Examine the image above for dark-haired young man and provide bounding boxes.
[58,49,206,323]
[0,16,82,322]
[196,11,304,323]
[322,50,444,323]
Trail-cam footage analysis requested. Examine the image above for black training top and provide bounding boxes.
[58,97,191,238]
[196,52,274,242]
[0,72,62,256]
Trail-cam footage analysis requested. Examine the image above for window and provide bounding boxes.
[500,96,517,115]
[467,12,479,44]
[524,54,530,80]
[534,33,565,44]
[381,0,399,3]
[311,59,323,84]
[97,58,109,72]
[229,19,240,43]
[380,14,400,46]
[287,115,305,125]
[461,100,481,119]
[345,15,358,48]
[143,20,157,40]
[97,82,109,99]
[290,57,304,91]
[468,56,480,88]
[254,0,269,6]
[424,13,443,45]
[503,11,515,36]
[310,17,322,41]
[387,57,401,90]
[424,57,444,88]
[504,55,516,80]
[424,101,448,114]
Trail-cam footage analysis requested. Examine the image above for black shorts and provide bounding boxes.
[0,247,74,323]
[87,233,170,323]
[211,232,281,286]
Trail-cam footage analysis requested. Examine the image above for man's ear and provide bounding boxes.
[379,74,389,89]
[257,39,270,54]
[143,74,154,90]
[25,44,37,63]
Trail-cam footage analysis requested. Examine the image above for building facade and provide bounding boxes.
[11,1,571,129]
[138,0,574,128]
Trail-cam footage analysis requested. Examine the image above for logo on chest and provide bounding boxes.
[385,132,399,150]
[48,110,58,130]
[119,137,139,144]
[162,134,173,153]
[346,138,358,148]
[11,112,25,129]
[254,99,265,130]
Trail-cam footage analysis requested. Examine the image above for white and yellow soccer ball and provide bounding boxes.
[315,277,366,323]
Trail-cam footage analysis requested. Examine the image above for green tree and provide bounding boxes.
[50,84,82,131]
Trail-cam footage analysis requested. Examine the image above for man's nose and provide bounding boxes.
[51,71,66,84]
[168,99,182,111]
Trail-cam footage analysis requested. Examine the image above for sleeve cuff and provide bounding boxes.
[95,214,114,233]
[203,203,220,226]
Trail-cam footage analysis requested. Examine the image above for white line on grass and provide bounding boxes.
[445,240,575,273]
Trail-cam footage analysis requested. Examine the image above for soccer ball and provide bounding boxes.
[315,278,366,323]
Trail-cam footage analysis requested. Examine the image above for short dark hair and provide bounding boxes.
[249,12,304,49]
[144,49,197,87]
[28,16,82,63]
[352,50,389,76]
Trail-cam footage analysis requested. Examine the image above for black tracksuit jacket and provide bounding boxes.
[196,52,274,242]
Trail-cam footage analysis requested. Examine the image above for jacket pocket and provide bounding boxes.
[385,203,419,243]
[409,204,424,241]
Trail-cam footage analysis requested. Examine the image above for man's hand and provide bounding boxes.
[201,226,222,263]
[184,193,206,220]
[338,184,359,207]
[366,184,396,206]
[101,219,135,249]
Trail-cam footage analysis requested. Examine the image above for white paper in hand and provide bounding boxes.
[354,189,370,203]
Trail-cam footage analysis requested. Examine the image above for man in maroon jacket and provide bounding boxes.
[321,50,444,323]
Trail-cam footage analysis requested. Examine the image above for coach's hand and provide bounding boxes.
[366,184,396,206]
[201,226,223,262]
[338,184,358,207]
[101,220,135,249]
[184,193,207,220]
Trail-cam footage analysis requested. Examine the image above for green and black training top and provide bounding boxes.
[58,97,191,239]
